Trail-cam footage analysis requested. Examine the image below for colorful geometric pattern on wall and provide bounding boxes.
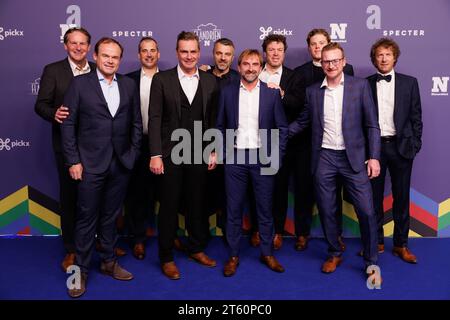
[0,186,448,237]
[0,186,60,236]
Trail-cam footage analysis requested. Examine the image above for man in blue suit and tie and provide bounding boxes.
[290,43,381,281]
[367,38,422,264]
[61,37,142,297]
[216,49,288,277]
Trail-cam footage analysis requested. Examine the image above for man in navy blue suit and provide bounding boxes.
[290,43,381,280]
[61,37,142,298]
[367,38,422,264]
[216,49,288,277]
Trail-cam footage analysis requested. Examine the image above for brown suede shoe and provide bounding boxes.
[273,233,283,250]
[67,272,87,298]
[161,261,181,280]
[250,231,260,247]
[295,236,309,251]
[321,256,343,273]
[100,260,133,280]
[338,236,346,252]
[260,255,285,273]
[189,252,217,267]
[393,246,417,264]
[223,256,239,277]
[359,244,386,256]
[132,243,145,260]
[61,253,75,272]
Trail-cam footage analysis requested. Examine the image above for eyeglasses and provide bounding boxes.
[321,58,344,66]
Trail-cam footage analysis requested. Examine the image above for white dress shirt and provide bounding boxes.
[97,69,120,117]
[68,57,91,76]
[321,74,346,150]
[177,64,199,104]
[376,69,396,137]
[140,67,158,135]
[259,65,283,86]
[236,81,261,149]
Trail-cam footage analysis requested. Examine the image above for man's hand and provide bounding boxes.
[69,163,83,180]
[198,64,210,72]
[208,152,217,171]
[266,83,285,98]
[54,105,70,123]
[367,159,380,179]
[149,157,164,175]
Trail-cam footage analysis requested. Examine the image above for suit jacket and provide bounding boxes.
[35,58,96,153]
[61,71,142,174]
[216,81,288,163]
[148,67,218,158]
[289,75,380,173]
[367,72,422,159]
[126,69,141,88]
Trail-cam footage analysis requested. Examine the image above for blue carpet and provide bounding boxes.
[0,236,449,300]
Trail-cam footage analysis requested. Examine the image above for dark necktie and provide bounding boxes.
[376,74,392,82]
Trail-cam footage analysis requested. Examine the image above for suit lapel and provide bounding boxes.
[342,78,352,128]
[393,72,402,129]
[233,83,240,129]
[116,75,125,116]
[318,86,325,131]
[170,68,182,120]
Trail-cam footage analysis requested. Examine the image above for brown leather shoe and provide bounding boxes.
[393,246,417,264]
[161,261,181,280]
[223,256,239,277]
[67,272,87,298]
[321,256,343,273]
[114,247,127,257]
[260,255,285,273]
[189,252,217,267]
[358,244,385,256]
[61,253,75,272]
[295,236,309,251]
[174,238,186,252]
[132,243,145,260]
[338,236,346,252]
[100,260,134,280]
[273,233,283,250]
[250,231,260,247]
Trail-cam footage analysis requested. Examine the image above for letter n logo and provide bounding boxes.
[431,77,449,96]
[330,23,347,43]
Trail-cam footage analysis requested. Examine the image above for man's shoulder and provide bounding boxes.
[294,61,313,73]
[199,69,217,83]
[395,72,417,83]
[125,69,141,78]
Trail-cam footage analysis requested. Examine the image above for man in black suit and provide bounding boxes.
[148,31,218,280]
[35,27,95,272]
[284,28,354,251]
[125,37,160,260]
[249,34,293,250]
[62,38,142,297]
[367,38,422,263]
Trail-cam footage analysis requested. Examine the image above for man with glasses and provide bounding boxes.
[283,28,354,252]
[290,43,381,282]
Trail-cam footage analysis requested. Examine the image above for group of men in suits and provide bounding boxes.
[35,26,422,297]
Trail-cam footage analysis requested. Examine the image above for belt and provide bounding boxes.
[381,136,396,143]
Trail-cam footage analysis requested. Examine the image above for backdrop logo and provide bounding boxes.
[366,5,425,37]
[112,30,153,38]
[0,138,30,151]
[193,23,222,47]
[0,27,25,41]
[30,78,40,96]
[431,77,449,96]
[259,26,293,40]
[330,23,347,43]
[59,5,81,43]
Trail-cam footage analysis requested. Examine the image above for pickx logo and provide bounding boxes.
[330,23,348,43]
[193,23,222,47]
[431,77,449,96]
[0,138,31,151]
[59,5,81,43]
[259,26,293,40]
[30,78,40,96]
[0,27,25,41]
